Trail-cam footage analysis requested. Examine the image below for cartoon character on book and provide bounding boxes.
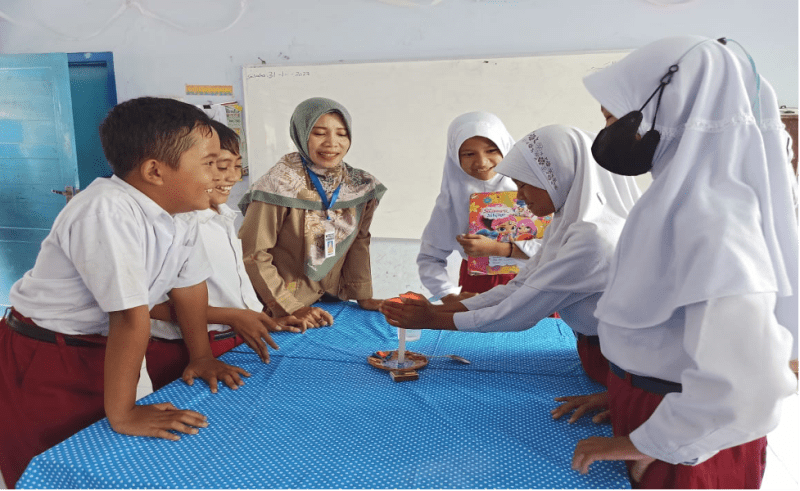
[514,218,537,241]
[490,215,517,242]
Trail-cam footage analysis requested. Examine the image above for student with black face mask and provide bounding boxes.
[567,35,798,489]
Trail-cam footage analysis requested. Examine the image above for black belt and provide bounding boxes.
[3,308,98,347]
[576,333,601,346]
[610,362,682,395]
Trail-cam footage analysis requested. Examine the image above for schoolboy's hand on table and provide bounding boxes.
[572,436,656,483]
[182,357,250,393]
[108,402,208,441]
[551,391,610,424]
[272,315,306,333]
[291,306,334,329]
[227,310,281,363]
[456,233,507,257]
[379,292,436,329]
[357,298,383,311]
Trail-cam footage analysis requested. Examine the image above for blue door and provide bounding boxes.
[0,53,78,306]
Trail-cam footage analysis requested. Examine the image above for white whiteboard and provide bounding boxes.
[243,52,631,239]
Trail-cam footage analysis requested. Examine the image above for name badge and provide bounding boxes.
[324,221,336,258]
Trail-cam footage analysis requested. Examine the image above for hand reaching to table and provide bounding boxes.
[551,391,610,424]
[108,402,208,441]
[227,309,281,363]
[291,306,335,329]
[182,357,251,393]
[380,292,440,330]
[572,436,656,483]
[357,298,384,311]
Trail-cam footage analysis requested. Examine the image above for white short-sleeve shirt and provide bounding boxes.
[150,203,264,339]
[9,175,212,336]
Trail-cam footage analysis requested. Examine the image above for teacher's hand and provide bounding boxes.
[357,298,383,311]
[291,306,334,329]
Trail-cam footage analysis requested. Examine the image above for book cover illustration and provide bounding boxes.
[467,191,552,276]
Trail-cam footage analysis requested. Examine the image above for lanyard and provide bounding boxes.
[303,159,341,219]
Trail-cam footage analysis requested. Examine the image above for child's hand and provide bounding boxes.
[228,310,280,363]
[551,391,610,424]
[108,402,208,441]
[456,234,507,257]
[357,298,383,311]
[441,292,480,304]
[379,292,435,329]
[182,357,251,393]
[291,306,334,330]
[272,315,306,333]
[572,436,656,482]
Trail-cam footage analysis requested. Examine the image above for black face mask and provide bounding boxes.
[591,64,678,176]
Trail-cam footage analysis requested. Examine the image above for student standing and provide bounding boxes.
[0,97,248,488]
[382,124,641,387]
[571,35,798,488]
[148,121,300,391]
[238,97,386,330]
[417,112,542,303]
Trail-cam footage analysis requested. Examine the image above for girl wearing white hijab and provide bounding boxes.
[382,124,640,386]
[417,112,540,302]
[571,36,798,489]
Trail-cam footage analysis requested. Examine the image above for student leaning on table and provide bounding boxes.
[147,120,305,392]
[381,123,641,389]
[569,35,798,489]
[0,97,248,488]
[238,97,387,330]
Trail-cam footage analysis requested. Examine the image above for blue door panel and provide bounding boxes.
[0,53,78,306]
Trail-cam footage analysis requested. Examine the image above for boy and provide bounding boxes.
[0,97,248,488]
[147,120,304,391]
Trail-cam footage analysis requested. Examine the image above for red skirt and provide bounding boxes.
[575,334,609,387]
[607,369,768,489]
[0,316,107,489]
[145,332,243,391]
[457,259,516,294]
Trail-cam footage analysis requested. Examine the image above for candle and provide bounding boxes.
[398,328,406,365]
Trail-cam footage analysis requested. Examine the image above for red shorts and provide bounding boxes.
[607,368,768,489]
[145,331,243,391]
[575,334,609,387]
[0,314,107,488]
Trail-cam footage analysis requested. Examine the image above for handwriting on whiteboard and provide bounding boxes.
[247,71,311,80]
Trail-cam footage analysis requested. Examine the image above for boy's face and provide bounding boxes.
[161,127,220,214]
[210,149,243,211]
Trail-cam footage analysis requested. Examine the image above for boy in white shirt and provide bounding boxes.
[0,97,249,488]
[148,120,303,390]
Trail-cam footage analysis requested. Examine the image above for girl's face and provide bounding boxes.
[601,106,618,128]
[459,136,503,181]
[307,112,351,168]
[209,149,243,211]
[513,179,556,217]
[496,222,516,236]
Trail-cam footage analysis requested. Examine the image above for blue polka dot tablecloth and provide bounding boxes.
[17,301,630,489]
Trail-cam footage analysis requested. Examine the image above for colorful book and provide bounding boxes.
[467,191,552,276]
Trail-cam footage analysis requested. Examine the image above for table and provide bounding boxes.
[17,301,630,489]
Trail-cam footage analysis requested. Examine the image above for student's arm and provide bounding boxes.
[169,282,251,392]
[416,241,461,301]
[105,305,208,440]
[454,286,577,332]
[514,238,543,259]
[239,201,306,317]
[456,234,528,259]
[340,198,379,306]
[150,300,287,361]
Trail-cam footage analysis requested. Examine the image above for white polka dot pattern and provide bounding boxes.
[17,301,629,489]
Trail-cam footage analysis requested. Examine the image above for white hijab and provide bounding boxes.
[420,112,516,258]
[584,35,798,332]
[495,124,641,292]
